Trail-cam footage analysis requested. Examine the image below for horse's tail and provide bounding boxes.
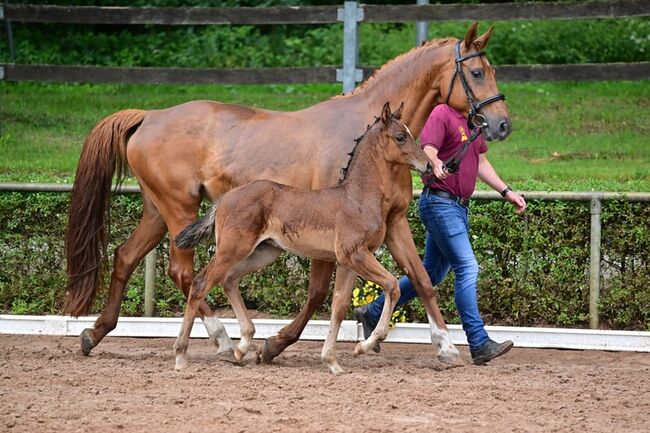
[64,109,147,317]
[175,196,223,250]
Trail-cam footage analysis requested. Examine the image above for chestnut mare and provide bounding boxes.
[173,103,430,374]
[65,23,510,366]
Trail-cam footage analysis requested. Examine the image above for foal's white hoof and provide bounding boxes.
[328,363,346,376]
[174,355,188,371]
[354,341,368,356]
[437,350,465,366]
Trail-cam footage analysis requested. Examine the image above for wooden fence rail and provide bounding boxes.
[3,0,648,25]
[2,62,648,85]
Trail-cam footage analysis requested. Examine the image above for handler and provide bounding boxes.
[354,103,526,365]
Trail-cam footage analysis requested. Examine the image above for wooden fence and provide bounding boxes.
[1,0,649,87]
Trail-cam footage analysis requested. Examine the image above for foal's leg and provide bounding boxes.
[340,249,400,356]
[80,194,166,355]
[260,260,335,363]
[321,267,357,375]
[221,243,283,360]
[173,235,269,369]
[161,203,235,359]
[173,255,223,371]
[385,217,462,365]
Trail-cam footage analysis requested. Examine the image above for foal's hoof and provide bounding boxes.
[216,349,242,365]
[437,351,465,367]
[80,329,95,356]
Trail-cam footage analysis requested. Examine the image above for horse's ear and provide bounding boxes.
[463,22,479,50]
[474,25,494,50]
[392,102,404,120]
[381,102,392,125]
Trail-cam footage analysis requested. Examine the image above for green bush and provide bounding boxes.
[1,191,648,331]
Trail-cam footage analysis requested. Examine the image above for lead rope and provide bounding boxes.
[442,126,482,174]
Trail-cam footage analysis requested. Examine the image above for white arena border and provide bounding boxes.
[1,315,648,352]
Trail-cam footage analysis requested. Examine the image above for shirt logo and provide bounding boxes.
[458,125,468,142]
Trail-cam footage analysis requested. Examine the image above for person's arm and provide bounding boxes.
[423,146,449,180]
[478,154,526,213]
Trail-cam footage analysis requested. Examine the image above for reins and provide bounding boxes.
[442,40,505,174]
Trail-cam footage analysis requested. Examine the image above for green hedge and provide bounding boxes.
[1,191,648,330]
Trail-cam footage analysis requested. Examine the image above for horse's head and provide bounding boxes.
[380,102,432,175]
[440,23,511,141]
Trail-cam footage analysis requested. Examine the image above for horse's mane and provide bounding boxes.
[338,115,382,183]
[333,37,456,99]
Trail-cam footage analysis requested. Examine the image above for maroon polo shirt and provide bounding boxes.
[420,104,488,199]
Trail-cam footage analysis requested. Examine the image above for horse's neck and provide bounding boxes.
[346,42,453,138]
[341,137,394,212]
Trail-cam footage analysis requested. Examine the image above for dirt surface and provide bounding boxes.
[1,334,648,433]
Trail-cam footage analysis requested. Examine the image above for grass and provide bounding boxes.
[1,80,649,191]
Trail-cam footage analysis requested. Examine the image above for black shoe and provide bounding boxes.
[471,339,513,365]
[353,305,381,353]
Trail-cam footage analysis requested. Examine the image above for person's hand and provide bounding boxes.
[432,157,449,180]
[505,191,526,214]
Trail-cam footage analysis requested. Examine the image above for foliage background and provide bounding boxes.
[1,193,648,330]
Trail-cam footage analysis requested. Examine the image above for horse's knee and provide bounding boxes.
[383,279,400,303]
[168,259,193,291]
[112,244,139,283]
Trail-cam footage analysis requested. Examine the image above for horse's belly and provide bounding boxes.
[265,226,336,262]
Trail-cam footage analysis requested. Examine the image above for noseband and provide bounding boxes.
[442,41,506,174]
[445,40,505,130]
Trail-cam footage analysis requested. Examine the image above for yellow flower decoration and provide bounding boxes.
[352,280,408,328]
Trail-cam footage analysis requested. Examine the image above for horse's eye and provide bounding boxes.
[395,133,406,143]
[471,69,484,79]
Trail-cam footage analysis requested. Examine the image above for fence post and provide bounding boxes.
[144,249,156,317]
[415,0,429,47]
[589,195,602,329]
[337,1,363,94]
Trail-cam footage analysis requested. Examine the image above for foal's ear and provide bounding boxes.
[474,25,494,50]
[463,22,479,50]
[392,102,404,120]
[381,102,392,125]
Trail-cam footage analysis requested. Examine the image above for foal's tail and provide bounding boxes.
[175,196,223,249]
[64,109,147,317]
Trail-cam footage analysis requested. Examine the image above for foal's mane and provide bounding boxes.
[333,37,456,99]
[338,115,383,183]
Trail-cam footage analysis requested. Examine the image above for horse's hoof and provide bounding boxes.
[175,355,187,371]
[80,329,94,356]
[328,364,346,376]
[258,339,277,364]
[437,352,465,367]
[216,349,242,365]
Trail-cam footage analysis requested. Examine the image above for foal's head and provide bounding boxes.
[440,23,511,142]
[378,102,432,175]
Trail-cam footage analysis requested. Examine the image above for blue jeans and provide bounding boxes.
[366,191,490,351]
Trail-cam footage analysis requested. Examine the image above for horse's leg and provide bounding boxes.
[160,202,235,359]
[221,243,283,360]
[80,194,166,355]
[260,260,335,363]
[385,217,462,365]
[340,249,400,356]
[321,267,357,375]
[173,255,223,371]
[174,234,262,369]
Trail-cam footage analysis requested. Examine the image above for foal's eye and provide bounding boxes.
[471,69,484,79]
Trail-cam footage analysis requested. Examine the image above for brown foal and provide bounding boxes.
[173,103,432,374]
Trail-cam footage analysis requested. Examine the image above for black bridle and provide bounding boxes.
[442,41,506,173]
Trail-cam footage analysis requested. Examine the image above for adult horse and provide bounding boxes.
[65,23,510,364]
